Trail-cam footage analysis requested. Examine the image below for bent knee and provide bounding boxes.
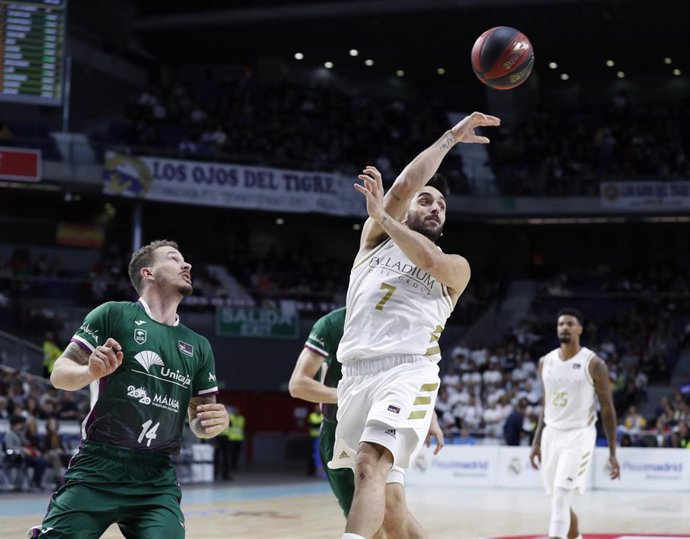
[354,442,393,477]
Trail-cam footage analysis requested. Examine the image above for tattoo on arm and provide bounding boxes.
[439,131,455,151]
[63,342,90,366]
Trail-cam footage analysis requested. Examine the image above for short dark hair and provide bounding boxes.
[426,173,449,197]
[10,415,26,427]
[128,239,180,295]
[557,307,584,326]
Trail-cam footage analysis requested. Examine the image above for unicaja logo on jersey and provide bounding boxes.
[160,367,191,388]
[133,350,164,372]
[133,350,191,388]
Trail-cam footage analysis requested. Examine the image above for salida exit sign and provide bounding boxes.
[0,147,41,182]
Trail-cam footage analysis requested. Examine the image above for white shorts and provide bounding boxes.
[328,355,440,473]
[540,424,596,495]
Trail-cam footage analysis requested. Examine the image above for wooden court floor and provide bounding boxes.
[3,477,689,538]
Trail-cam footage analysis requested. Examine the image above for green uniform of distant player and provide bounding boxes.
[31,240,229,538]
[304,307,352,513]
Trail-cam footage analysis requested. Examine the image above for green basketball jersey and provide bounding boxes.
[304,307,345,422]
[71,299,218,454]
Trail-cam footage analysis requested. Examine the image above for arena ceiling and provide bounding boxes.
[127,0,690,84]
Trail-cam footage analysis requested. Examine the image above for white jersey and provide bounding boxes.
[542,346,597,430]
[337,238,454,364]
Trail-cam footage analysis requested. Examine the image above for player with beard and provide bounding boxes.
[329,112,500,539]
[530,308,620,539]
[30,240,229,538]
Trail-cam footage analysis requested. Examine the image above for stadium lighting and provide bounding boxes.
[673,68,681,76]
[349,49,359,57]
[560,73,569,81]
[605,60,615,67]
[664,57,672,64]
[437,67,446,75]
[396,69,405,77]
[364,59,374,66]
[294,52,304,60]
[324,61,334,69]
[616,71,625,78]
[548,62,558,69]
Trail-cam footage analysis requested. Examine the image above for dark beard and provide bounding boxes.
[408,218,443,242]
[558,334,571,343]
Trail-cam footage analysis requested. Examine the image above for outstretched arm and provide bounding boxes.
[288,347,337,404]
[359,111,500,250]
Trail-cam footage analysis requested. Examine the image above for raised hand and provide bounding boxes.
[354,165,386,222]
[451,111,501,144]
[88,337,123,379]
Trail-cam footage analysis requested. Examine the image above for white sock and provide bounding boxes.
[342,534,366,539]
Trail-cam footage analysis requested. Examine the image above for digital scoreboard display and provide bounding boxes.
[0,0,66,106]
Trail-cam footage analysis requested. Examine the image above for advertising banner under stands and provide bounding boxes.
[215,306,299,339]
[592,447,690,491]
[0,146,41,181]
[103,151,366,217]
[407,446,690,492]
[600,181,690,210]
[495,445,545,489]
[407,445,500,488]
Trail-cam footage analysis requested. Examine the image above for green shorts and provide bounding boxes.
[31,441,184,539]
[320,419,354,517]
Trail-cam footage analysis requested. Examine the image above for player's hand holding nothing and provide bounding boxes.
[451,111,500,144]
[196,403,230,437]
[609,454,620,480]
[88,337,124,379]
[354,165,386,222]
[529,444,541,469]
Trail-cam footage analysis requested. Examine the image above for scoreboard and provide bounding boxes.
[0,0,66,106]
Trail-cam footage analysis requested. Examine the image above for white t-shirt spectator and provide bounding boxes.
[483,367,503,386]
[470,348,488,367]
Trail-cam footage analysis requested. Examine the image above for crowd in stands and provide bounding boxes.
[97,72,690,197]
[435,262,690,446]
[100,72,470,189]
[1,245,504,329]
[0,367,88,491]
[491,97,690,196]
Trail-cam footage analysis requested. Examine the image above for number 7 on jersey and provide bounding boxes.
[375,283,397,311]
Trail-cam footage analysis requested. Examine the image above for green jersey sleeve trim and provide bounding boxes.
[71,334,95,353]
[304,341,328,357]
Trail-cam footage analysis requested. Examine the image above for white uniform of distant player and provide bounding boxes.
[329,238,453,473]
[540,346,597,495]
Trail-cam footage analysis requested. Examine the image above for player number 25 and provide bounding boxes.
[552,391,568,408]
[375,283,397,311]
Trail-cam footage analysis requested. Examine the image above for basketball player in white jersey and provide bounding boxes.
[330,111,500,539]
[530,308,620,539]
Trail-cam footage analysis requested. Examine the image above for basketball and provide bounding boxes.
[471,26,534,90]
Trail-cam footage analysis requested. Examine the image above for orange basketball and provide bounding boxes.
[471,26,534,90]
